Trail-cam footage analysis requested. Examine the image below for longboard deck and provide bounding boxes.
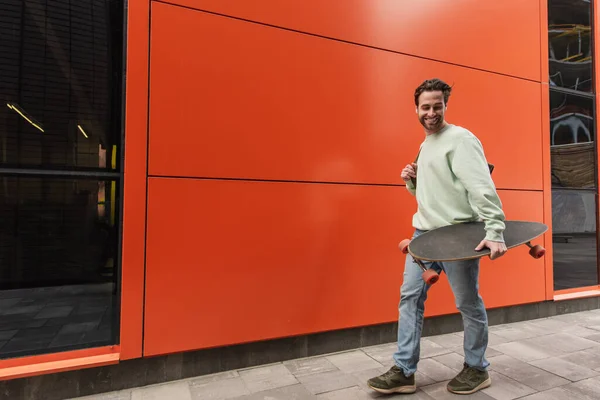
[408,220,548,262]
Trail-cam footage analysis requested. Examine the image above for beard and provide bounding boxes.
[419,115,443,131]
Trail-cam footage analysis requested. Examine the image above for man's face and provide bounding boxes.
[416,91,446,133]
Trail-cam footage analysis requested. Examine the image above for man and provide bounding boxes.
[367,78,507,395]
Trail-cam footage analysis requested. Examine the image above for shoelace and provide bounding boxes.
[382,367,402,379]
[457,366,478,382]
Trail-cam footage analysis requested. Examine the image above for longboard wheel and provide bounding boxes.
[529,245,546,259]
[422,269,439,285]
[398,239,411,254]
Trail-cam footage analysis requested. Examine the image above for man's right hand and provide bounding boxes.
[401,163,417,182]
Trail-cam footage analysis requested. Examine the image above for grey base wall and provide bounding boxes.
[2,296,599,400]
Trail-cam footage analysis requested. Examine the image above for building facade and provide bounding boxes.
[0,0,599,397]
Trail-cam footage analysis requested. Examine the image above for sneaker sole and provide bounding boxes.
[367,383,416,394]
[447,376,492,395]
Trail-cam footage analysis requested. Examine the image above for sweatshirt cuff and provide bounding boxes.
[485,230,504,243]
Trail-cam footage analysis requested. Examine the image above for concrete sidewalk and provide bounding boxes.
[69,309,600,400]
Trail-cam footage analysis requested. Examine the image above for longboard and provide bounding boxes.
[398,220,548,285]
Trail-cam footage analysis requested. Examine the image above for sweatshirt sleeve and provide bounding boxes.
[452,136,506,242]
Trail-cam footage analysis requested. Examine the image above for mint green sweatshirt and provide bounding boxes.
[406,124,506,242]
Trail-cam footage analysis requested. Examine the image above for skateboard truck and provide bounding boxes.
[398,239,439,285]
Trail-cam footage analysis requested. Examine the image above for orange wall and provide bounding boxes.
[121,1,550,357]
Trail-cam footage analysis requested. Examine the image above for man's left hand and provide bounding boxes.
[475,240,507,260]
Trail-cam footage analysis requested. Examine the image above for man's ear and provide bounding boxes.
[415,107,418,114]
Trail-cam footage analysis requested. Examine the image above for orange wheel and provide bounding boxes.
[422,269,439,285]
[398,239,411,254]
[529,245,546,259]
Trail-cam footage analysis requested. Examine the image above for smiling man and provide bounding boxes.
[367,78,507,395]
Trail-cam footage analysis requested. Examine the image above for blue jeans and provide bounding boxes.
[393,229,489,376]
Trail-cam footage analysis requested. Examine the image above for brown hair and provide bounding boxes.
[414,78,452,106]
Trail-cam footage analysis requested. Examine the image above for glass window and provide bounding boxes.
[0,0,123,358]
[548,0,593,93]
[0,176,119,357]
[550,91,596,189]
[549,91,599,290]
[0,0,123,172]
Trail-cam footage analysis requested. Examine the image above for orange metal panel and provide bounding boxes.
[148,2,543,191]
[143,177,545,357]
[120,0,150,360]
[0,346,119,380]
[158,0,541,81]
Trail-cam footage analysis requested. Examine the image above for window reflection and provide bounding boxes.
[0,176,119,357]
[0,0,123,171]
[549,84,598,291]
[550,91,595,189]
[0,0,123,358]
[548,0,593,92]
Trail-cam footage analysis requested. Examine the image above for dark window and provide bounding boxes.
[0,0,123,358]
[550,91,596,189]
[548,0,593,93]
[1,0,123,172]
[548,0,599,291]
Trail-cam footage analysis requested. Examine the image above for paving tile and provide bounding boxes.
[550,311,600,325]
[562,376,600,400]
[518,387,581,400]
[559,350,600,370]
[529,357,599,382]
[585,334,600,343]
[348,366,387,392]
[451,345,503,358]
[66,391,132,400]
[318,385,434,399]
[489,323,549,342]
[283,357,338,377]
[315,386,368,400]
[527,317,573,331]
[326,350,382,373]
[480,371,536,400]
[0,298,23,311]
[296,370,357,395]
[522,333,599,354]
[490,340,556,362]
[188,370,239,386]
[189,376,250,400]
[421,381,495,399]
[3,305,43,315]
[415,359,457,382]
[487,332,517,346]
[132,382,192,400]
[414,371,437,388]
[427,333,464,349]
[360,343,396,364]
[420,338,453,358]
[58,321,100,335]
[0,330,18,341]
[431,352,464,372]
[561,325,600,338]
[487,355,570,391]
[232,384,316,400]
[238,364,298,393]
[34,306,73,319]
